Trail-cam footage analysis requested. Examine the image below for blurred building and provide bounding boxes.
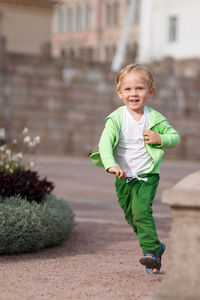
[0,0,56,55]
[51,0,140,63]
[52,0,200,65]
[138,0,200,63]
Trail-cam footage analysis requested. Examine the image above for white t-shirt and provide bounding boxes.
[114,106,153,177]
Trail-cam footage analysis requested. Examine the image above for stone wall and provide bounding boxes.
[0,45,199,160]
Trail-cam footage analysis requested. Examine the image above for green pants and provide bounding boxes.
[115,174,162,256]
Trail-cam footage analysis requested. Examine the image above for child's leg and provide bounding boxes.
[130,174,161,256]
[115,177,137,231]
[115,174,161,256]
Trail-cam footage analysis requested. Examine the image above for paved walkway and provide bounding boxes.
[1,156,200,300]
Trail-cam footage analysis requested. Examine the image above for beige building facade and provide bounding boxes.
[0,0,56,55]
[51,0,140,63]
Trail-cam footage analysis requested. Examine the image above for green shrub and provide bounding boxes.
[0,170,54,203]
[0,194,75,254]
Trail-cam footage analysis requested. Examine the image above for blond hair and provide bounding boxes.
[117,64,155,92]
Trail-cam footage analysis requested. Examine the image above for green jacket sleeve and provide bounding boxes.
[158,120,180,148]
[98,118,118,170]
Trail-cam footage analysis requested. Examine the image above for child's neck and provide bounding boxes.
[126,107,144,122]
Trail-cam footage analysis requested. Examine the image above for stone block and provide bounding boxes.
[148,171,200,300]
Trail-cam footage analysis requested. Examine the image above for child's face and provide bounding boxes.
[117,71,154,114]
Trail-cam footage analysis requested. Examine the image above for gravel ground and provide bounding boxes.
[0,156,199,300]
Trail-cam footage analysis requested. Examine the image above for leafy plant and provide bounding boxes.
[0,194,75,254]
[0,128,75,255]
[0,169,54,203]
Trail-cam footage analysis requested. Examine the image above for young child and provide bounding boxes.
[89,64,180,274]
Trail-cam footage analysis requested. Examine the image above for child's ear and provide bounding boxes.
[117,88,122,99]
[149,87,155,98]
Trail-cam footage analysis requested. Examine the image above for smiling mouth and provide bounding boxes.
[129,99,139,103]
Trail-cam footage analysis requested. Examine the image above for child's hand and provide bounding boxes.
[107,166,126,179]
[144,130,162,145]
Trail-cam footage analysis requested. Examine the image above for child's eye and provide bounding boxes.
[125,88,131,91]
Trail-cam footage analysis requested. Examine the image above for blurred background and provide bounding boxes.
[0,0,199,160]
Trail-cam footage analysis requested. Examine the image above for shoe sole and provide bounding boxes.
[143,243,166,274]
[139,257,160,269]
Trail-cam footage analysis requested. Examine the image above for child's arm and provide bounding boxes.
[98,118,118,170]
[145,120,180,147]
[157,119,180,148]
[107,166,126,179]
[144,130,162,145]
[99,118,126,179]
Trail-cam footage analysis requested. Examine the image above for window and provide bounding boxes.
[106,4,112,27]
[106,2,120,28]
[105,45,114,62]
[85,4,92,29]
[169,16,178,42]
[76,6,83,31]
[58,7,65,33]
[68,49,75,59]
[67,7,73,32]
[113,2,119,26]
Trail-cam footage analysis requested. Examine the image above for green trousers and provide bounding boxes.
[115,174,162,256]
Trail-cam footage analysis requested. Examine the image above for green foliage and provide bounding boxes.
[0,194,75,254]
[0,169,54,203]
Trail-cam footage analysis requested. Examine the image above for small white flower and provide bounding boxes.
[0,145,5,152]
[16,152,23,160]
[12,154,17,161]
[23,128,29,135]
[28,141,34,147]
[9,169,13,174]
[30,161,35,168]
[5,149,11,155]
[33,136,40,144]
[5,164,9,169]
[24,136,31,144]
[13,139,18,144]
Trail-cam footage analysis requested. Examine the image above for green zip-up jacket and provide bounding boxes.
[89,105,180,174]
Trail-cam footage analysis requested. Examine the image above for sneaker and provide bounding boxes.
[139,243,165,274]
